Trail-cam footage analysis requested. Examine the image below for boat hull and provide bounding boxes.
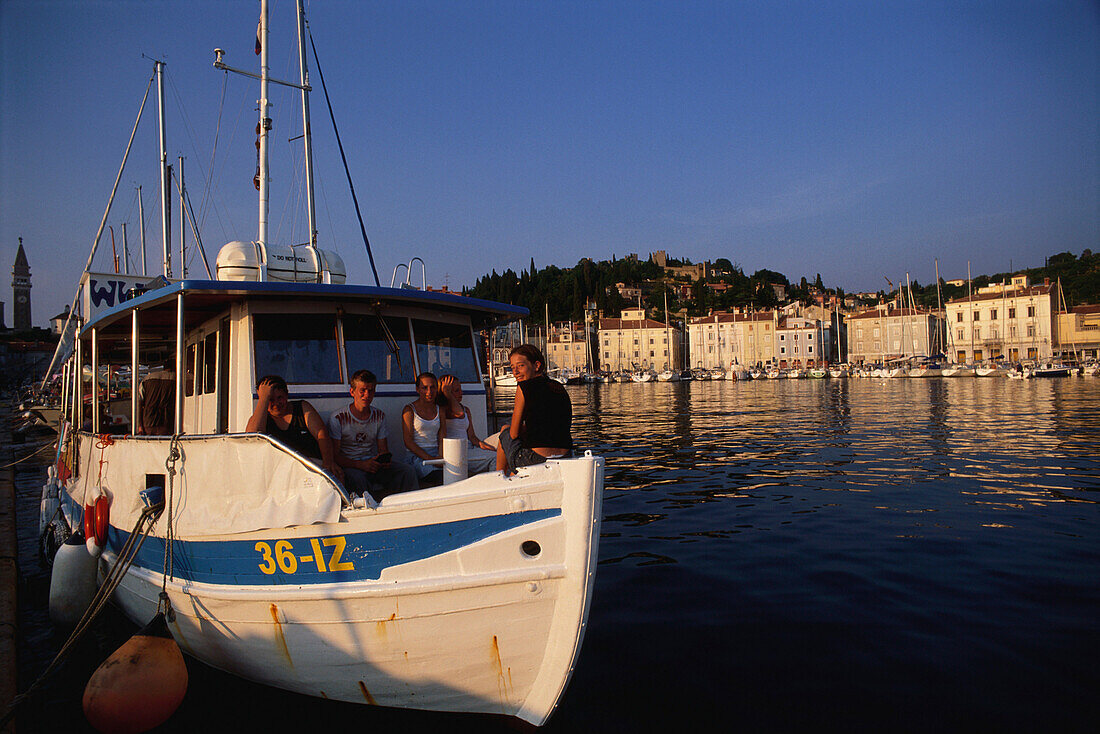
[60,433,603,725]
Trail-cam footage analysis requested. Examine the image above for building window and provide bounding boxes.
[780,347,786,354]
[808,345,813,353]
[991,309,998,320]
[1027,306,1035,318]
[1008,308,1016,319]
[780,334,786,341]
[957,328,964,340]
[1027,325,1035,337]
[956,313,963,322]
[973,311,980,321]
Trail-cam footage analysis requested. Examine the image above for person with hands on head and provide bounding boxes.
[496,345,573,475]
[328,369,417,501]
[438,374,497,474]
[402,372,443,485]
[246,374,342,482]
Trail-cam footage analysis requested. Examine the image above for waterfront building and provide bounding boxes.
[944,276,1060,363]
[687,310,778,369]
[545,321,592,372]
[597,307,683,371]
[1055,304,1100,361]
[846,305,940,365]
[776,315,834,367]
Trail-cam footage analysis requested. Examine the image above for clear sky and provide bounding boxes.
[2,0,1097,325]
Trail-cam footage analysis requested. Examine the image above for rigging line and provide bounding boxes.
[62,68,156,362]
[165,70,212,196]
[170,168,214,277]
[308,27,380,286]
[198,71,230,229]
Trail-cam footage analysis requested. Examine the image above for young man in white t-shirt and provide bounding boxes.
[329,369,418,500]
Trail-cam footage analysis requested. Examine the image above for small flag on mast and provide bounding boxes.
[255,21,262,55]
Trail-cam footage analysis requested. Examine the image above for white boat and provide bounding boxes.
[808,368,827,379]
[941,364,976,377]
[765,368,783,379]
[975,363,1008,378]
[785,367,805,379]
[748,368,765,380]
[908,361,943,378]
[728,363,751,381]
[630,369,656,382]
[40,3,602,726]
[885,366,909,378]
[656,369,679,382]
[828,364,849,378]
[492,367,518,388]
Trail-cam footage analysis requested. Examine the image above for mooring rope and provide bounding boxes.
[0,441,53,470]
[0,501,165,726]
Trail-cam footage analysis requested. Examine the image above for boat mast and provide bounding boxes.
[178,155,187,277]
[155,60,171,277]
[664,289,671,370]
[967,261,974,362]
[138,185,147,275]
[257,0,271,252]
[934,259,943,358]
[296,0,317,251]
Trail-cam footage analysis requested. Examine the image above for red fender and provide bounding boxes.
[93,494,110,547]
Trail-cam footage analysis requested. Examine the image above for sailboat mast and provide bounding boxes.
[138,186,147,275]
[257,0,271,249]
[295,0,317,250]
[934,258,943,357]
[967,261,974,360]
[155,60,171,277]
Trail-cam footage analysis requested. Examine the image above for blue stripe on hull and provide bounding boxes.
[110,509,560,586]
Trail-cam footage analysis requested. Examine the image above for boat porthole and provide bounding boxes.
[521,540,541,557]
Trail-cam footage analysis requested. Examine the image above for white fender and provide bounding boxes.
[49,530,99,628]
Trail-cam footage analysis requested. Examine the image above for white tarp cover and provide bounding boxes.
[79,434,343,538]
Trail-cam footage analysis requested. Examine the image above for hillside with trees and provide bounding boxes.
[466,249,1099,324]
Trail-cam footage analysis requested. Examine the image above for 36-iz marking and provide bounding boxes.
[255,537,354,575]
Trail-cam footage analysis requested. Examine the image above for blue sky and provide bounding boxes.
[2,0,1097,325]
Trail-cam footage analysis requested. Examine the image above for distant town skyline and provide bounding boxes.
[2,1,1096,327]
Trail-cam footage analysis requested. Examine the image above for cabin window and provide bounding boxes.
[343,315,415,384]
[186,343,197,397]
[253,314,341,384]
[411,319,480,382]
[203,332,217,394]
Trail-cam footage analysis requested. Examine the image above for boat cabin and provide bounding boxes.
[74,278,525,459]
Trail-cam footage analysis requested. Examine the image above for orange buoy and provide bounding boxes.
[83,613,188,733]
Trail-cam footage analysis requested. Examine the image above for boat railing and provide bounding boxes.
[390,257,427,290]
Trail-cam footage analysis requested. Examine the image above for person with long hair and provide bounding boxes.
[438,374,496,474]
[402,372,443,484]
[496,345,573,474]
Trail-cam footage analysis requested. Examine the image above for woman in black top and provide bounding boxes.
[246,375,342,481]
[496,345,573,474]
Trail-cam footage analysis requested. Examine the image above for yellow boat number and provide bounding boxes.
[255,537,355,575]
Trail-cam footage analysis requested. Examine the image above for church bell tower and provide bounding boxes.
[12,237,31,329]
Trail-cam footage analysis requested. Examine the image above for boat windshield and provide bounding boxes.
[343,314,415,384]
[253,313,342,384]
[412,319,480,382]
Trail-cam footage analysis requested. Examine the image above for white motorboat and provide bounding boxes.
[39,3,603,726]
[656,369,679,382]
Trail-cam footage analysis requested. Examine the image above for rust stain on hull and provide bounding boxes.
[270,603,294,668]
[491,634,513,705]
[358,680,378,705]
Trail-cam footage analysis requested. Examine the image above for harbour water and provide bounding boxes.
[8,377,1099,731]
